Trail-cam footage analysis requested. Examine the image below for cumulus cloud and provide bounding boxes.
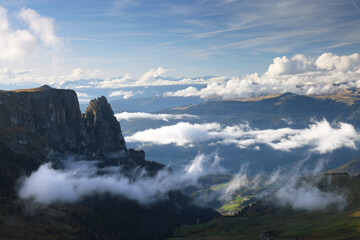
[115,112,199,122]
[165,53,360,99]
[0,6,36,61]
[18,153,224,205]
[267,54,315,75]
[139,67,172,83]
[316,53,360,72]
[18,7,60,49]
[109,90,143,99]
[0,6,62,63]
[126,119,360,154]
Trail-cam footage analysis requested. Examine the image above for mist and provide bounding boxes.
[18,153,225,205]
[221,158,347,211]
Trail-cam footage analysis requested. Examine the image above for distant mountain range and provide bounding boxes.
[164,89,360,128]
[119,90,360,173]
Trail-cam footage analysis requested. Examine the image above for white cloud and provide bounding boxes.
[267,54,315,76]
[0,6,37,61]
[274,180,346,210]
[315,53,360,72]
[76,91,91,103]
[165,53,360,99]
[164,86,199,97]
[76,92,90,98]
[139,67,171,83]
[115,112,199,122]
[126,119,360,154]
[18,7,60,49]
[223,160,347,211]
[109,89,143,99]
[126,122,221,146]
[18,153,223,205]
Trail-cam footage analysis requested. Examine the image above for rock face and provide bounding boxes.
[83,96,127,157]
[0,86,129,162]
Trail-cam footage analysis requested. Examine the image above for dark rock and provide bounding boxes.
[0,86,163,170]
[83,96,127,158]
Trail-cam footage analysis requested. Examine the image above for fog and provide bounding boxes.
[222,158,347,211]
[18,153,225,205]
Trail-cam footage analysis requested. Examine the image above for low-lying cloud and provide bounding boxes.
[18,152,347,211]
[115,112,199,122]
[18,153,224,205]
[126,122,221,146]
[222,158,347,211]
[125,119,360,154]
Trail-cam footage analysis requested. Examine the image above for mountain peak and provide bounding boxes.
[279,92,296,97]
[83,95,127,157]
[39,85,53,90]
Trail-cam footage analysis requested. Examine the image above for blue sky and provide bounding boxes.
[1,0,360,102]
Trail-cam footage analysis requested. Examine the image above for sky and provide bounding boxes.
[1,0,360,101]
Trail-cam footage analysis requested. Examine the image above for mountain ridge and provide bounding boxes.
[0,85,219,239]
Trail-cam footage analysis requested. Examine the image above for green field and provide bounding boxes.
[218,195,254,213]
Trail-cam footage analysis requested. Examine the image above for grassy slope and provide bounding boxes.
[328,159,360,176]
[169,175,360,240]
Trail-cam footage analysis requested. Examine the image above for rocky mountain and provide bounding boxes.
[0,85,218,239]
[0,85,126,158]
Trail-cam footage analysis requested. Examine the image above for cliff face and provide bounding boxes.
[83,96,127,157]
[0,85,127,161]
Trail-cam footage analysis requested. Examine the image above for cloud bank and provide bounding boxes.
[4,51,360,100]
[18,153,224,205]
[115,112,199,122]
[165,53,360,99]
[125,119,360,154]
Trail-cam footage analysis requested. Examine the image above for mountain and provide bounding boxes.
[119,90,360,173]
[163,90,360,128]
[0,85,218,239]
[106,96,202,113]
[0,85,126,158]
[327,159,360,176]
[168,164,360,240]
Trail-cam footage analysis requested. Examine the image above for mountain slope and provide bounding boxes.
[328,159,360,176]
[163,91,360,128]
[0,85,219,240]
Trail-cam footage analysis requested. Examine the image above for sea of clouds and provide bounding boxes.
[125,119,360,154]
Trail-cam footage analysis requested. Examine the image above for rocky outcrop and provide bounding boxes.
[0,86,139,166]
[0,85,84,158]
[83,96,127,158]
